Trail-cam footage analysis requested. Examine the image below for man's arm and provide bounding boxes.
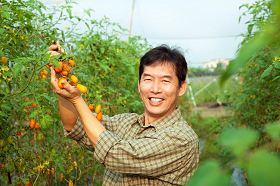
[48,40,106,147]
[50,67,106,148]
[58,95,78,131]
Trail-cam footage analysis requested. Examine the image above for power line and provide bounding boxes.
[148,35,242,40]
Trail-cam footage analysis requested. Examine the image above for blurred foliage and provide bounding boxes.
[0,0,150,185]
[187,0,280,185]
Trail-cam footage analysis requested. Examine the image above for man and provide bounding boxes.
[49,41,199,185]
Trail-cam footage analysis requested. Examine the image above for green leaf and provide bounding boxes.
[22,100,34,107]
[19,177,28,185]
[22,92,32,97]
[0,111,8,117]
[44,114,53,122]
[58,163,65,172]
[265,121,280,139]
[3,72,12,77]
[260,65,273,79]
[1,104,11,111]
[247,150,280,186]
[274,61,280,69]
[220,31,273,87]
[1,12,10,19]
[52,60,61,70]
[220,128,257,155]
[272,76,280,81]
[100,48,105,53]
[13,64,23,77]
[85,22,90,30]
[186,160,230,186]
[29,110,41,118]
[66,8,72,18]
[40,94,55,104]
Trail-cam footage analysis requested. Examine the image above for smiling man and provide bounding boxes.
[49,42,199,186]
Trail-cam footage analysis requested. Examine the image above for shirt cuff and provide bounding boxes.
[64,117,86,141]
[94,130,121,165]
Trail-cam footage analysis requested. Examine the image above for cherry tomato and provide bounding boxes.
[77,84,87,93]
[95,105,101,114]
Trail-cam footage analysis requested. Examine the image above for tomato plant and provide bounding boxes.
[0,0,150,185]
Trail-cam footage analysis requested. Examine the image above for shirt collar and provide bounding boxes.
[137,107,182,131]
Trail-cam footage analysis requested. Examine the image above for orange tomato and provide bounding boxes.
[88,104,94,110]
[35,123,40,129]
[70,75,78,83]
[55,62,64,72]
[46,64,50,68]
[97,112,102,121]
[1,57,8,64]
[95,105,101,114]
[68,59,75,66]
[63,63,70,71]
[61,69,68,76]
[43,69,48,75]
[41,75,47,79]
[58,78,66,89]
[32,103,37,108]
[1,163,4,168]
[26,181,31,186]
[30,119,36,129]
[77,84,87,93]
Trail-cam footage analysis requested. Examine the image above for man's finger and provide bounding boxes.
[50,67,58,87]
[61,80,72,91]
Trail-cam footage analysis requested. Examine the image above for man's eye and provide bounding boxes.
[145,79,151,81]
[163,80,170,83]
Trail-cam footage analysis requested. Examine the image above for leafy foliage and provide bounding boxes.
[0,0,150,185]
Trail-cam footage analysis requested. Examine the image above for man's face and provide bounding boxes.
[138,62,187,121]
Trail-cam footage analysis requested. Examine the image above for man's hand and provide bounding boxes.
[50,66,81,104]
[48,40,66,56]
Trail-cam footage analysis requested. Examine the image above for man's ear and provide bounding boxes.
[179,81,187,96]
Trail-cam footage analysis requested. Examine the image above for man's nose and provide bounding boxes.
[150,80,162,94]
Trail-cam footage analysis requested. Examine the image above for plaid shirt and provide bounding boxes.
[64,108,199,185]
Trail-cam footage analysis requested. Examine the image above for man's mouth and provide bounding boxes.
[149,98,164,103]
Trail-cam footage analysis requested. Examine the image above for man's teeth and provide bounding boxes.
[150,98,163,102]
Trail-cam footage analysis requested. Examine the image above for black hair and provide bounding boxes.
[139,44,188,87]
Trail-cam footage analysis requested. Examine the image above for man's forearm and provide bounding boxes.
[72,96,106,148]
[58,95,78,131]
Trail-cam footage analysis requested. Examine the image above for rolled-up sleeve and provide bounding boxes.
[64,117,95,152]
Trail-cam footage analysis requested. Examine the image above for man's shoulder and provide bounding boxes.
[163,117,198,142]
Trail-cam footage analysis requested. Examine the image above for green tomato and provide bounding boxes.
[7,136,13,144]
[37,133,43,141]
[0,140,4,147]
[3,146,9,152]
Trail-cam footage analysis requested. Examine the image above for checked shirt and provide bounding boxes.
[64,108,199,185]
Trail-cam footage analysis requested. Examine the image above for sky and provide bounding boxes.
[41,0,258,67]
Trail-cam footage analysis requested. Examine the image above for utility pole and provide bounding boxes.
[129,0,135,38]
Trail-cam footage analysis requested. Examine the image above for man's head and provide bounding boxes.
[138,45,188,123]
[139,45,188,87]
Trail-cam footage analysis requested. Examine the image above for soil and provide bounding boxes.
[192,102,233,118]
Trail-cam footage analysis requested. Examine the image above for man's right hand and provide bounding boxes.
[47,40,65,56]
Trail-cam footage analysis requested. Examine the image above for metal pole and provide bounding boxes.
[129,0,136,38]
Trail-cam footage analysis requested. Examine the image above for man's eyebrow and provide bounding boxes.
[142,73,151,77]
[163,75,172,79]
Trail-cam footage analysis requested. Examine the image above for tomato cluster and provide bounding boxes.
[88,104,102,121]
[51,59,88,93]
